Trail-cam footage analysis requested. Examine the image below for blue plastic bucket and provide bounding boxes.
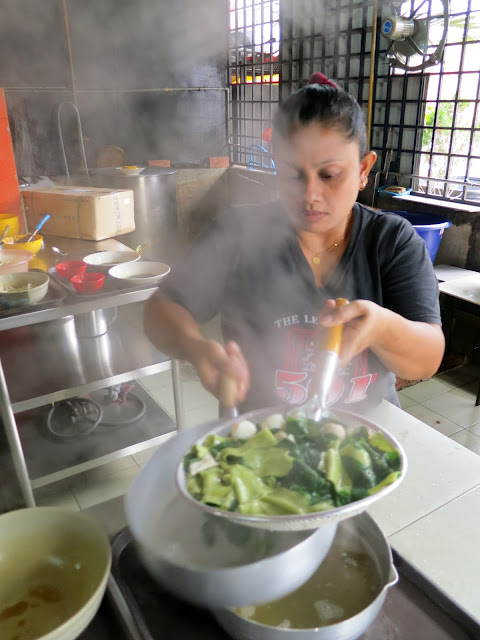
[387,210,452,262]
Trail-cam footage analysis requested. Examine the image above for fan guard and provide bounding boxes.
[381,0,450,71]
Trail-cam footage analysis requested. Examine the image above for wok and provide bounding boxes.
[125,421,338,610]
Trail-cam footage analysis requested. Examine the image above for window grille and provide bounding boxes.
[228,0,480,205]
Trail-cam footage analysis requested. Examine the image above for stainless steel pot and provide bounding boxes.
[125,420,338,610]
[213,511,398,640]
[87,167,178,262]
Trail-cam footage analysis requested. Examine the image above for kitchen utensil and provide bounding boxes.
[74,307,117,337]
[2,233,43,254]
[0,224,10,246]
[134,243,148,256]
[51,246,68,257]
[0,248,34,274]
[0,507,111,640]
[83,250,140,272]
[70,271,105,294]
[108,261,170,285]
[0,271,50,308]
[55,260,87,279]
[290,297,348,423]
[0,214,19,238]
[214,512,398,640]
[125,420,338,610]
[175,406,407,531]
[26,213,50,243]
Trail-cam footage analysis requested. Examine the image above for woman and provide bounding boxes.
[144,74,444,414]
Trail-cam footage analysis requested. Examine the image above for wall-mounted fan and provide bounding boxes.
[381,0,450,71]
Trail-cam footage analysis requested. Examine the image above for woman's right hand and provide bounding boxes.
[189,338,250,406]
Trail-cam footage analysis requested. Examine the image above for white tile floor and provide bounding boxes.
[32,302,480,535]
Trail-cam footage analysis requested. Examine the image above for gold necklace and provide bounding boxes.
[309,211,352,265]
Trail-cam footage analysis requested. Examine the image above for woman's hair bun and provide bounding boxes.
[308,72,337,88]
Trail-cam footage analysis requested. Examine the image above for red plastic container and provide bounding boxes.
[70,271,105,293]
[56,260,87,280]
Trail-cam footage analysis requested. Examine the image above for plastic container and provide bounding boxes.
[0,249,34,274]
[0,213,20,238]
[2,234,43,255]
[387,210,451,262]
[56,260,87,280]
[71,272,105,294]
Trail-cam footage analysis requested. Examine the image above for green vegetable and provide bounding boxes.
[326,448,352,506]
[368,471,401,495]
[184,416,402,517]
[339,442,376,489]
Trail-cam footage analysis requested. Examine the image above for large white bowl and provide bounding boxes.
[83,250,140,271]
[109,261,170,285]
[0,507,111,640]
[0,271,50,308]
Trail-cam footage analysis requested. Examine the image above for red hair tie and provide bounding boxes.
[308,72,337,88]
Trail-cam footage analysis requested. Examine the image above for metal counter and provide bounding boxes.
[0,235,184,510]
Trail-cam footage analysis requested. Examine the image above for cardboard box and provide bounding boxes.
[21,186,135,241]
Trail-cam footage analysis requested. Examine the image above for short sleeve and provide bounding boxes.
[379,214,441,325]
[159,212,240,324]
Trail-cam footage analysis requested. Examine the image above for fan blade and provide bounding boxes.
[385,40,396,57]
[406,35,430,57]
[408,0,430,20]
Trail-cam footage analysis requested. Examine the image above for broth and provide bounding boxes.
[234,525,382,629]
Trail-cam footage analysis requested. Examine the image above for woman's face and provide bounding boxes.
[274,123,376,234]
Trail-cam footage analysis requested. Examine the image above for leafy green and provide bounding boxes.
[184,415,402,517]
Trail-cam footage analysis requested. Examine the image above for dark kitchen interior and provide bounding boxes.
[0,1,480,638]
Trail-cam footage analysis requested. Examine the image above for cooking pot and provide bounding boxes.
[214,511,398,640]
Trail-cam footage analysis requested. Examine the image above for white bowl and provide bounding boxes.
[83,251,140,271]
[121,166,144,176]
[109,261,170,285]
[0,507,111,640]
[0,271,50,308]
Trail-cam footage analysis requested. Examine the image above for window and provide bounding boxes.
[416,0,480,201]
[372,0,480,204]
[229,0,280,169]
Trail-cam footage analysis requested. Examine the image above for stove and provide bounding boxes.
[107,527,480,640]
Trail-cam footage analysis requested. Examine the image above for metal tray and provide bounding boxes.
[0,274,67,318]
[110,526,480,640]
[48,267,156,299]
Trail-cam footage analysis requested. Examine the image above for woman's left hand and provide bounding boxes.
[319,298,384,367]
[318,298,445,380]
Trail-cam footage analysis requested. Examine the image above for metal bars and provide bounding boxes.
[373,0,480,203]
[228,0,280,168]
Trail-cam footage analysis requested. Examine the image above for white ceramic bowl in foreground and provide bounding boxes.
[0,507,111,640]
[109,261,170,285]
[83,250,140,270]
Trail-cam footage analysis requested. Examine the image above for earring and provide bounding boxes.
[359,179,368,191]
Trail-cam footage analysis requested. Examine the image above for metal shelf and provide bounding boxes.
[0,285,158,332]
[0,313,172,413]
[16,382,176,488]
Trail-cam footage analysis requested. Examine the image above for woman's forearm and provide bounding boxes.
[144,292,205,362]
[371,308,445,380]
[321,300,445,381]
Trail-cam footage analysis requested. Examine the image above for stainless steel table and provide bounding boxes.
[0,235,184,508]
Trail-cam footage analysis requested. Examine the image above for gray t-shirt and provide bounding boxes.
[161,201,441,414]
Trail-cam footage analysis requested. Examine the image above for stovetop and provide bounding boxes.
[106,527,480,640]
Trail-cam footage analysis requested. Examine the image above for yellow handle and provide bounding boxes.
[219,373,237,409]
[319,298,348,354]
